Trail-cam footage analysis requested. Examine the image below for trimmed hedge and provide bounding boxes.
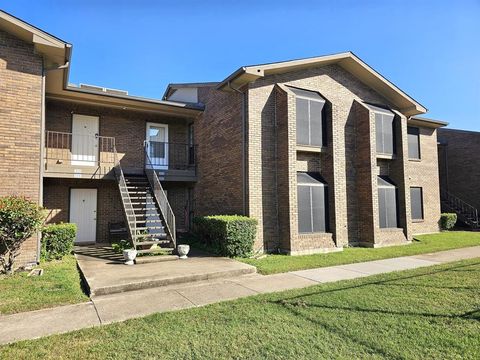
[439,213,457,230]
[193,215,257,257]
[41,223,77,261]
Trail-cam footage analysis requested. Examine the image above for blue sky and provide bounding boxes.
[3,1,480,130]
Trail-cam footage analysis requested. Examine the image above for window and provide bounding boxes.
[410,187,424,220]
[377,176,398,228]
[297,172,328,233]
[367,104,395,156]
[407,127,421,159]
[289,87,326,147]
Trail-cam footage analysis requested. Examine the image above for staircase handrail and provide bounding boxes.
[113,148,137,247]
[441,190,479,225]
[144,142,176,248]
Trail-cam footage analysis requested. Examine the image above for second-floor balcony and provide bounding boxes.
[44,131,196,181]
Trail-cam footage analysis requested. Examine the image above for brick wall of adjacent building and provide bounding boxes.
[438,128,480,212]
[0,29,43,265]
[194,86,245,218]
[408,126,442,234]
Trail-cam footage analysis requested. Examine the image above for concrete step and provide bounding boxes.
[134,240,171,246]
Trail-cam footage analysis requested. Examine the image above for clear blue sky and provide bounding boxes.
[3,1,479,130]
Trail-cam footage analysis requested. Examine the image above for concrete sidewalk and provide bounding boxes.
[1,246,480,345]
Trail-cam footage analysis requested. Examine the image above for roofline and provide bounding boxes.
[0,9,70,47]
[408,116,448,128]
[62,85,204,111]
[162,81,218,100]
[216,51,427,116]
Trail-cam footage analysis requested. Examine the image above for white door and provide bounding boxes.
[146,123,168,169]
[70,189,97,244]
[72,114,99,166]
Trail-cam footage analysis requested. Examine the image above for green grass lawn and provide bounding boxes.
[0,255,88,315]
[240,231,480,274]
[1,258,479,359]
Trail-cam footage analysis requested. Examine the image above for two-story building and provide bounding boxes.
[0,10,447,266]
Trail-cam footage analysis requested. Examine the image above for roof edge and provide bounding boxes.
[408,116,448,128]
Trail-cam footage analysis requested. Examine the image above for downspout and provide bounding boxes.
[37,59,70,264]
[37,59,46,264]
[227,81,247,215]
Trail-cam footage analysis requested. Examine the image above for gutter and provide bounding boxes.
[36,49,71,264]
[227,81,248,215]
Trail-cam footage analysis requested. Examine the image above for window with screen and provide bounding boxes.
[297,172,328,233]
[367,104,395,156]
[410,187,424,220]
[407,126,421,159]
[289,87,326,147]
[378,176,398,228]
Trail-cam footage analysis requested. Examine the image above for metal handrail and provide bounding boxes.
[113,149,137,248]
[45,130,116,165]
[144,143,176,248]
[441,190,479,225]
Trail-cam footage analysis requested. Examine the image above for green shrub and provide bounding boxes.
[0,196,45,274]
[193,215,257,257]
[439,213,457,230]
[41,223,77,261]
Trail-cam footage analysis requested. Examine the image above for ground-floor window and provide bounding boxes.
[378,176,398,228]
[297,172,328,233]
[410,187,424,220]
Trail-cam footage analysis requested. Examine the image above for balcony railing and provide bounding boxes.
[44,130,116,178]
[144,141,196,171]
[44,131,197,180]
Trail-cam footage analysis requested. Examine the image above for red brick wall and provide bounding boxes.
[438,128,480,212]
[194,86,245,217]
[0,29,43,265]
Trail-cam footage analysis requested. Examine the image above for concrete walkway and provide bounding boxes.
[1,246,480,345]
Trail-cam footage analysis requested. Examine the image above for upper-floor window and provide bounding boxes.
[378,176,398,228]
[407,126,421,159]
[297,172,328,233]
[289,87,326,147]
[368,104,395,156]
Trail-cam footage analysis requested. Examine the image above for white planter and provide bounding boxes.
[177,244,190,259]
[123,249,137,265]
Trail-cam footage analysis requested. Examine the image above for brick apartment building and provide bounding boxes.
[0,10,449,266]
[437,128,480,228]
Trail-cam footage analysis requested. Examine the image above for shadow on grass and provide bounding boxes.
[267,261,480,358]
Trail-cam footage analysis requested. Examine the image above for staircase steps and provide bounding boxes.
[119,174,175,255]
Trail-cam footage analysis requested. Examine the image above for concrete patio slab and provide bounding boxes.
[230,273,318,293]
[176,281,257,306]
[0,302,99,345]
[92,288,194,324]
[75,246,256,296]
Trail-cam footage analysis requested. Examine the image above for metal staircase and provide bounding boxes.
[441,190,479,229]
[114,149,176,256]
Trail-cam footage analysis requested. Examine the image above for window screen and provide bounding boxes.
[289,87,326,147]
[297,173,328,233]
[410,187,424,220]
[377,176,398,228]
[407,127,420,159]
[367,104,395,155]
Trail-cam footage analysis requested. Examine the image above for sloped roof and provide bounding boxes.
[0,10,70,67]
[217,51,427,116]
